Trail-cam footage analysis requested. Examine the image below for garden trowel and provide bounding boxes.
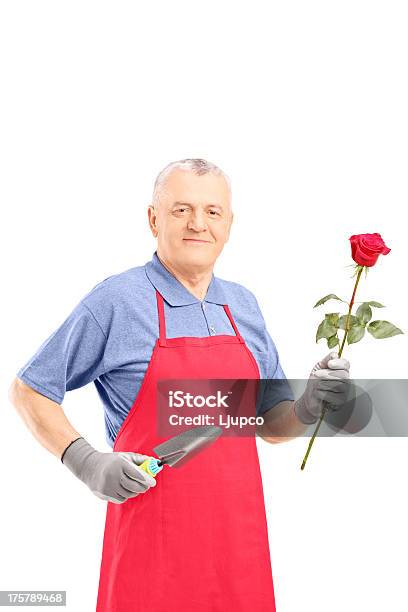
[138,425,223,478]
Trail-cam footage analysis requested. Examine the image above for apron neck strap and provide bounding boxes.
[156,290,243,342]
[223,304,243,341]
[156,290,167,343]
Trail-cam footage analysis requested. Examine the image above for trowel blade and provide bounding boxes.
[153,425,223,468]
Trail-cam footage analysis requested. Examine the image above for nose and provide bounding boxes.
[187,210,208,233]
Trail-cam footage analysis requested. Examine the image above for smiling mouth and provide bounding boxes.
[183,239,212,243]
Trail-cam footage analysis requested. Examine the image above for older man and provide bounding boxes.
[9,158,350,612]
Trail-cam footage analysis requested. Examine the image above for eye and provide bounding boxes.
[209,210,219,216]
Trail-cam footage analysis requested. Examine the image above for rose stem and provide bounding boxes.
[300,265,364,470]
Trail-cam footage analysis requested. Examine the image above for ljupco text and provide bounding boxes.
[168,414,265,429]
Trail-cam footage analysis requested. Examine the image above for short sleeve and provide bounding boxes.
[17,301,107,404]
[256,327,295,416]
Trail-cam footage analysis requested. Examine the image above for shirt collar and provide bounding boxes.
[144,251,227,306]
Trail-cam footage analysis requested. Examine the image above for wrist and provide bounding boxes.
[293,395,318,425]
[60,437,84,463]
[61,437,97,480]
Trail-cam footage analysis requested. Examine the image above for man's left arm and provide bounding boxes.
[257,351,351,443]
[246,291,351,443]
[256,399,310,443]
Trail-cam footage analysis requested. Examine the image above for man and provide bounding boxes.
[9,158,350,611]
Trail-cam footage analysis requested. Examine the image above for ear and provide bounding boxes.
[225,212,234,242]
[147,205,158,238]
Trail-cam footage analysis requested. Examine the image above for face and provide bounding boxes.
[148,169,234,273]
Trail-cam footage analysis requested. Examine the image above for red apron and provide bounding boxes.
[96,290,276,612]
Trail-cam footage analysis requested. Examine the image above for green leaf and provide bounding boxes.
[327,334,340,349]
[325,312,340,326]
[367,320,404,339]
[347,325,366,344]
[366,301,385,308]
[338,314,359,330]
[313,294,345,308]
[356,303,372,324]
[316,319,337,342]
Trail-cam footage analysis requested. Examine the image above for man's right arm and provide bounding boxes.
[8,378,157,503]
[8,377,81,459]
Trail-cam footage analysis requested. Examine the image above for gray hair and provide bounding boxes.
[152,158,232,210]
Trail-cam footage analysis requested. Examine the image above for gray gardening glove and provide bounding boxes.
[61,437,156,504]
[294,351,351,424]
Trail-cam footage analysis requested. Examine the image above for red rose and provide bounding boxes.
[349,233,391,267]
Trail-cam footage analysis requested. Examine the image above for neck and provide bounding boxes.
[156,251,213,302]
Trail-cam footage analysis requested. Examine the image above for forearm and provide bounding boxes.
[8,378,81,459]
[256,399,312,443]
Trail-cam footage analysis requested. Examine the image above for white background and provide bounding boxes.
[1,1,407,610]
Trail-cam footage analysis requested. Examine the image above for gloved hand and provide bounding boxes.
[61,437,157,504]
[294,351,351,424]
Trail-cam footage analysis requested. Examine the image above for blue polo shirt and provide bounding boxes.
[17,251,294,447]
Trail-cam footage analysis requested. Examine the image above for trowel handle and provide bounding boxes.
[139,458,164,478]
